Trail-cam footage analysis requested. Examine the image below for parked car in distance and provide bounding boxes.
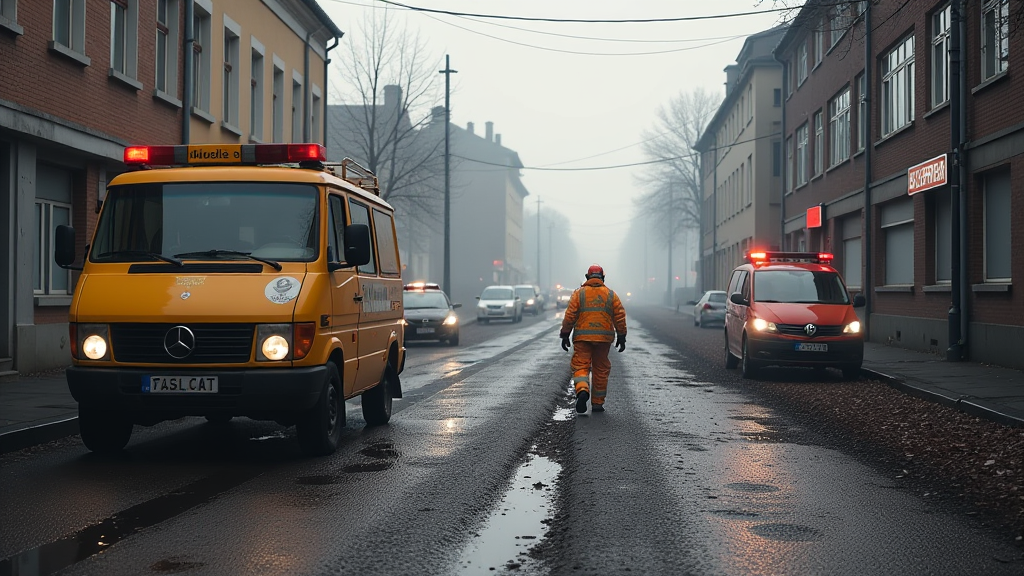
[402,282,461,346]
[515,284,543,315]
[476,285,522,323]
[690,290,727,327]
[555,289,573,310]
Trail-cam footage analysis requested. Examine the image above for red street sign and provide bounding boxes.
[907,153,947,195]
[806,205,823,228]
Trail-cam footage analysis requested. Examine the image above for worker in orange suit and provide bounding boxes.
[559,264,627,414]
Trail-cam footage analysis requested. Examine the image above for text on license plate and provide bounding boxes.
[143,375,219,393]
[417,327,435,334]
[795,343,828,352]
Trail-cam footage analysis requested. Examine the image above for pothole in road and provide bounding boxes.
[455,450,561,575]
[342,461,393,473]
[748,523,823,542]
[725,482,780,493]
[360,442,400,460]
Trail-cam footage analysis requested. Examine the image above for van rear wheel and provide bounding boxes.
[724,332,739,369]
[362,363,394,426]
[297,363,344,456]
[79,407,132,454]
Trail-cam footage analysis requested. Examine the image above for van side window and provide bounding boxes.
[328,195,345,263]
[371,208,400,276]
[727,271,741,295]
[348,199,377,275]
[740,271,751,301]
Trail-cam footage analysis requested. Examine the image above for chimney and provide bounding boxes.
[467,121,475,135]
[431,106,445,124]
[724,65,739,96]
[485,121,494,142]
[383,85,402,108]
[495,134,501,146]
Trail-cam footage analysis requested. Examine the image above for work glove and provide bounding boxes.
[561,336,571,351]
[615,335,626,353]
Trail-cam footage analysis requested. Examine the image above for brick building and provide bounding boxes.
[0,1,341,375]
[774,0,1024,368]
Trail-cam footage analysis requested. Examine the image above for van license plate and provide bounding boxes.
[143,376,219,393]
[795,343,828,352]
[417,327,435,334]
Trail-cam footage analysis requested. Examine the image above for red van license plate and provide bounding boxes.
[795,343,828,352]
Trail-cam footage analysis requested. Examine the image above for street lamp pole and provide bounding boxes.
[439,55,457,295]
[536,196,542,286]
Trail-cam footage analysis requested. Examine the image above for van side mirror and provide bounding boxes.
[54,225,81,270]
[853,294,866,308]
[729,292,747,306]
[344,223,371,267]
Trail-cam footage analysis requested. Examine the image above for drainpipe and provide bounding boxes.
[323,34,341,145]
[947,0,964,361]
[698,152,704,293]
[773,52,787,249]
[862,1,873,339]
[958,0,970,358]
[303,32,312,142]
[182,0,194,144]
[712,144,718,289]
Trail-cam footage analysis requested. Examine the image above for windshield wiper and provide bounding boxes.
[173,250,282,271]
[95,250,183,267]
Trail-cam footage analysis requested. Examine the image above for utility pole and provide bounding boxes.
[667,187,674,306]
[548,224,554,290]
[439,55,457,295]
[536,196,542,286]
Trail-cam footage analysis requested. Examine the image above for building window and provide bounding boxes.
[813,111,824,176]
[192,4,211,113]
[813,21,823,66]
[772,140,782,177]
[935,191,952,283]
[250,42,264,140]
[797,42,808,85]
[796,123,808,186]
[155,0,179,96]
[311,86,321,143]
[109,0,138,83]
[842,215,862,289]
[773,88,782,107]
[882,35,915,137]
[746,155,752,206]
[34,166,74,296]
[786,136,794,192]
[222,18,240,129]
[984,169,1011,281]
[982,0,1009,80]
[53,0,86,54]
[291,75,303,142]
[881,198,914,285]
[0,0,18,26]
[857,73,867,151]
[829,87,850,166]
[831,4,854,47]
[272,61,284,142]
[932,4,951,107]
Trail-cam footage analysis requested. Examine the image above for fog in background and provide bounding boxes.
[323,0,795,301]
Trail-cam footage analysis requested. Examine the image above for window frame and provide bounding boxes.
[250,38,265,141]
[981,0,1009,81]
[880,199,915,286]
[857,73,867,152]
[52,0,86,55]
[931,4,951,108]
[983,169,1012,282]
[311,84,322,143]
[786,135,794,193]
[222,15,241,131]
[191,4,212,114]
[882,35,916,137]
[272,57,285,142]
[291,72,303,143]
[797,42,808,86]
[796,123,809,186]
[934,190,952,284]
[829,87,851,166]
[813,110,824,176]
[347,198,377,276]
[35,199,73,296]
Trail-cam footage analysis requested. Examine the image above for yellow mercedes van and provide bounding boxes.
[54,143,405,456]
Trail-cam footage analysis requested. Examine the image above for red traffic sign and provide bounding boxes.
[806,204,823,228]
[908,153,947,195]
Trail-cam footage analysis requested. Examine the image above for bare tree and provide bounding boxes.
[634,87,721,248]
[328,8,445,226]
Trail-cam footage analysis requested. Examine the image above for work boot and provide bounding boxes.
[592,403,605,413]
[575,390,590,414]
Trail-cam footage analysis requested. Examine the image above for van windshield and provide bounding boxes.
[90,182,319,263]
[753,270,850,304]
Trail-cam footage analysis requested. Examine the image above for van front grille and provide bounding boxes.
[110,323,254,364]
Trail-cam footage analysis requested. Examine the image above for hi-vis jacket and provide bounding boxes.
[559,277,627,343]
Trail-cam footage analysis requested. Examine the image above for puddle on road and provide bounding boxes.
[455,451,561,575]
[250,430,289,442]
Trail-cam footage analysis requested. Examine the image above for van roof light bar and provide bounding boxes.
[745,250,834,264]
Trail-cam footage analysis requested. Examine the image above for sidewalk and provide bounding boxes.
[2,331,1022,455]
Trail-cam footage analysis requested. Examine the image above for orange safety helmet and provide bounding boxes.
[585,264,605,279]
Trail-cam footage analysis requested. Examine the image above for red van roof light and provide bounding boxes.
[746,250,835,265]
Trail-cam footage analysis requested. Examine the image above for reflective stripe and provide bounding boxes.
[574,329,614,336]
[592,390,607,397]
[572,376,590,383]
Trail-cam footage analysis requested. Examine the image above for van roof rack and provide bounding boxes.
[327,158,379,196]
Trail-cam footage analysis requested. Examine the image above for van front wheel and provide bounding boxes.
[297,363,344,456]
[362,364,394,426]
[79,407,132,454]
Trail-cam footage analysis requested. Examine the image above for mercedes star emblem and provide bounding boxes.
[804,323,818,337]
[164,326,196,359]
[181,291,191,300]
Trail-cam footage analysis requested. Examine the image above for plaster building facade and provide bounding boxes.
[0,0,340,375]
[775,0,1024,368]
[696,25,788,292]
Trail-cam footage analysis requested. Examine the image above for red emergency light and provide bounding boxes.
[123,143,326,166]
[253,143,326,163]
[746,250,834,265]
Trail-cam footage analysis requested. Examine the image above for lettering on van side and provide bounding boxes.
[361,282,401,314]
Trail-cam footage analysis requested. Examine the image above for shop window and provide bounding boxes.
[881,198,914,285]
[984,170,1011,281]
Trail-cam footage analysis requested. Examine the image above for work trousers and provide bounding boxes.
[570,340,612,405]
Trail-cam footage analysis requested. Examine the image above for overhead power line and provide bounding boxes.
[374,0,794,24]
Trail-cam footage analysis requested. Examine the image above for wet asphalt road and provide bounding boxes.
[2,305,1023,575]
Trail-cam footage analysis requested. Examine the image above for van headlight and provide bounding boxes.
[844,321,862,334]
[751,318,778,333]
[256,323,315,361]
[75,324,111,361]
